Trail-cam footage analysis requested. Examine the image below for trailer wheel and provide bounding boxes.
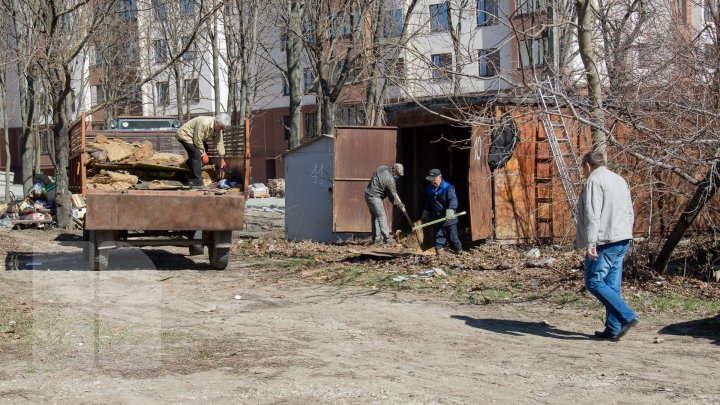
[208,231,232,270]
[209,247,230,270]
[189,230,204,255]
[88,230,111,271]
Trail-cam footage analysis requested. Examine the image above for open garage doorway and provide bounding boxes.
[397,124,473,245]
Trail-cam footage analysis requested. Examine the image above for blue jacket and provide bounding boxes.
[425,180,459,226]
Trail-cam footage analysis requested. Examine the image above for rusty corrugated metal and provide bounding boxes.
[332,126,399,233]
[85,190,245,231]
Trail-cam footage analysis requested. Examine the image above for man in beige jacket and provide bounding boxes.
[175,113,230,188]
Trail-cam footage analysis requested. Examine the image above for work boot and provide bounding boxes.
[435,248,446,257]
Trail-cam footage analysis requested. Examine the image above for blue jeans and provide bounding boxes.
[434,223,462,252]
[584,240,637,335]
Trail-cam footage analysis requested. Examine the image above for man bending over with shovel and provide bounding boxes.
[365,163,406,245]
[422,168,462,256]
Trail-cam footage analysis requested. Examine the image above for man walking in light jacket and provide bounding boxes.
[576,151,638,341]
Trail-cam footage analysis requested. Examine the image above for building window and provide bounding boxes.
[282,78,290,96]
[152,0,166,20]
[181,36,196,61]
[430,3,450,32]
[388,57,406,83]
[478,48,500,77]
[184,78,199,103]
[431,53,452,79]
[517,0,545,15]
[339,13,360,37]
[180,0,195,15]
[280,28,288,51]
[304,112,317,139]
[337,60,358,82]
[154,39,168,63]
[336,105,366,125]
[119,0,137,20]
[384,8,404,37]
[283,115,291,140]
[93,47,104,67]
[156,81,169,106]
[304,22,315,44]
[477,0,498,25]
[304,68,315,92]
[91,85,106,107]
[519,38,545,67]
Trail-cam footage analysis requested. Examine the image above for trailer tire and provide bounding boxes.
[209,247,230,270]
[189,245,204,256]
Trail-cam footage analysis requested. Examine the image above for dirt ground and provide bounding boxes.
[1,206,719,403]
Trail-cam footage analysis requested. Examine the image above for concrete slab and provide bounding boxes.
[246,196,284,209]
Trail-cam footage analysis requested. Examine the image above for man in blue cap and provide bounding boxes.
[422,168,462,256]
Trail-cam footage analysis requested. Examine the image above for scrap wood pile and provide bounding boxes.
[85,135,239,192]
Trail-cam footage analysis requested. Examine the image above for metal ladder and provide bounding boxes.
[535,78,584,222]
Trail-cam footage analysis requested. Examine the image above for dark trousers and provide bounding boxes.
[179,140,205,186]
[433,223,462,252]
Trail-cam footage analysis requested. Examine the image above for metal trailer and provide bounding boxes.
[70,113,251,271]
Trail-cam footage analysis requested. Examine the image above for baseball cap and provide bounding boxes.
[425,168,442,181]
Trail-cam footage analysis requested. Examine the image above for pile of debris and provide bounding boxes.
[0,176,56,229]
[267,178,285,197]
[85,136,219,190]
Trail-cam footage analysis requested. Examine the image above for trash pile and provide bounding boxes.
[0,176,57,229]
[84,136,236,191]
[267,178,285,197]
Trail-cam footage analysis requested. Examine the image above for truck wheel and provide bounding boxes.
[89,230,111,271]
[209,246,230,270]
[208,231,232,270]
[188,230,203,255]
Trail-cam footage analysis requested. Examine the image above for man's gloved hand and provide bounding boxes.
[445,209,455,219]
[201,154,209,165]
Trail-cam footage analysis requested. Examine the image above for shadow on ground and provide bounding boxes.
[451,315,594,340]
[4,247,213,271]
[658,316,720,345]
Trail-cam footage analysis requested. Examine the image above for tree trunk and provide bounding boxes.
[1,75,11,202]
[20,75,36,194]
[212,16,222,115]
[364,0,385,126]
[576,0,606,157]
[286,0,304,149]
[239,4,258,121]
[321,96,336,136]
[653,162,720,274]
[174,65,184,120]
[53,115,72,229]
